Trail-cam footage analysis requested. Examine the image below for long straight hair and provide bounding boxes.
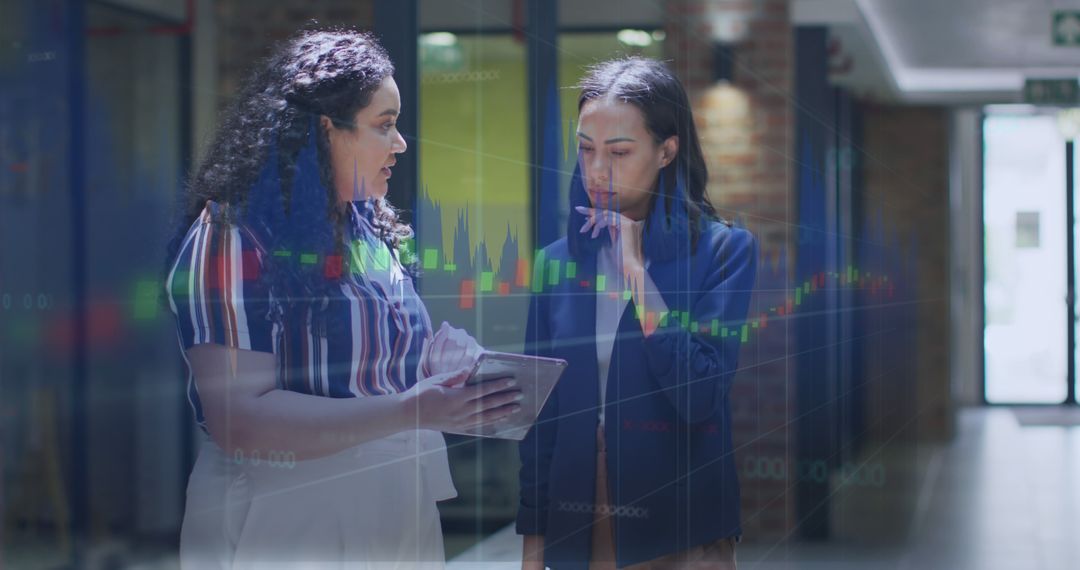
[567,57,721,261]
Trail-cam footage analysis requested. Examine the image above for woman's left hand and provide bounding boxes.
[423,321,482,377]
[576,206,647,300]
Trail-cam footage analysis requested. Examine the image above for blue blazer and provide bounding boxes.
[516,217,757,568]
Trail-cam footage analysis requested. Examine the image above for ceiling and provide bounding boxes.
[95,0,1080,104]
[795,0,1080,103]
[874,0,1080,69]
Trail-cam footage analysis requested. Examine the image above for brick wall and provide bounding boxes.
[666,0,953,542]
[860,104,953,443]
[666,0,797,541]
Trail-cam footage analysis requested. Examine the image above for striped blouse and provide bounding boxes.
[166,199,433,432]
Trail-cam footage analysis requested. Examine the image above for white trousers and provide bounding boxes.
[179,431,457,569]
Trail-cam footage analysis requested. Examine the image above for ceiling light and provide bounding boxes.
[421,32,458,47]
[617,29,652,48]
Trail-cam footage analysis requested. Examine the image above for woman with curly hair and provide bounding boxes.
[164,29,520,568]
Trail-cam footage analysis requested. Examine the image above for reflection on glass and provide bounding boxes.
[417,31,530,556]
[418,34,529,347]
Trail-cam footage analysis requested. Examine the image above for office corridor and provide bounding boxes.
[6,1,1080,567]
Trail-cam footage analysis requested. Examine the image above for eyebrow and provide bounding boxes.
[377,109,399,118]
[576,132,636,144]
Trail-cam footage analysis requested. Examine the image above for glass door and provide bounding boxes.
[984,112,1070,403]
[1072,140,1079,403]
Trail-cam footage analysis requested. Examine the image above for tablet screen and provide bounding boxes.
[447,351,567,440]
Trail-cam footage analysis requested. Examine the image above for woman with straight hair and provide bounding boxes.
[517,57,757,569]
[164,28,519,568]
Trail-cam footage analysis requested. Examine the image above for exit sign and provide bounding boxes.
[1023,78,1080,105]
[1053,11,1080,46]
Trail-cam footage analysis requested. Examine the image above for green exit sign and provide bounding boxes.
[1053,11,1080,46]
[1024,78,1080,105]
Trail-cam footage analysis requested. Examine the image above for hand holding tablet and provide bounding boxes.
[445,351,568,440]
[424,321,483,377]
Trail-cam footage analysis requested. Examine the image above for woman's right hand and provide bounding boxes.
[423,321,483,377]
[402,367,523,433]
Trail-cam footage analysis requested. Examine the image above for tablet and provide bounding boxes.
[445,350,567,441]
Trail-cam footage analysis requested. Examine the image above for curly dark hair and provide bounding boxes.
[165,28,412,328]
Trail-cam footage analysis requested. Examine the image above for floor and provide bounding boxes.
[447,407,1080,570]
[4,408,1076,569]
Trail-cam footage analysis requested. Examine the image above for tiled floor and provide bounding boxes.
[449,408,1080,569]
